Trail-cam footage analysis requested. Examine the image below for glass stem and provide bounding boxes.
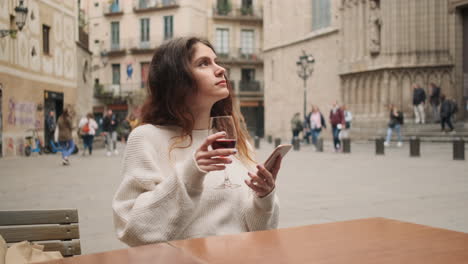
[223,169,231,187]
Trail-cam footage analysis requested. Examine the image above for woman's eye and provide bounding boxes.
[199,61,209,67]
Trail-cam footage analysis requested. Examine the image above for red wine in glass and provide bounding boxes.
[212,139,237,150]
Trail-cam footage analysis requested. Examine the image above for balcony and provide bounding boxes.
[103,2,123,16]
[213,4,262,22]
[128,37,158,54]
[133,0,180,13]
[94,83,141,100]
[216,47,263,65]
[238,80,263,98]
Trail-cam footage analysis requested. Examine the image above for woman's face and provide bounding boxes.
[189,42,228,107]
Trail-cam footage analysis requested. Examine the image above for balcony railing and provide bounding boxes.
[133,0,179,12]
[103,2,123,16]
[95,83,142,99]
[213,4,263,21]
[215,47,263,64]
[239,80,262,92]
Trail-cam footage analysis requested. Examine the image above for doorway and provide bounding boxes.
[44,91,63,149]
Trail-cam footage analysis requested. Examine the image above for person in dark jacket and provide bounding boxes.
[384,104,404,147]
[412,84,426,124]
[103,109,119,156]
[45,110,56,151]
[429,83,441,123]
[439,94,455,133]
[329,102,345,151]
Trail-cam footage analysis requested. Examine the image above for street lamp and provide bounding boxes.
[0,0,28,38]
[296,51,315,118]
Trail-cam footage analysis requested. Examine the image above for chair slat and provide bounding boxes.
[40,240,82,257]
[0,209,78,226]
[0,224,79,243]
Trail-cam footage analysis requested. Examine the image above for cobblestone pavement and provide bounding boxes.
[0,140,467,254]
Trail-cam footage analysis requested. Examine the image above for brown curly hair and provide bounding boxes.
[140,37,253,163]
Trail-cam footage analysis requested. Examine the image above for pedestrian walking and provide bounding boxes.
[78,113,98,156]
[290,112,303,144]
[329,102,345,151]
[44,110,56,152]
[440,94,455,134]
[112,37,282,246]
[309,105,326,147]
[57,106,75,165]
[103,109,119,156]
[384,104,404,147]
[412,84,426,124]
[343,105,353,129]
[429,83,441,123]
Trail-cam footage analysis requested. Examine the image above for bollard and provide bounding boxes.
[274,138,281,148]
[267,135,272,144]
[293,137,300,151]
[316,138,324,152]
[409,136,420,157]
[375,137,385,155]
[254,136,260,149]
[342,138,351,153]
[453,138,465,160]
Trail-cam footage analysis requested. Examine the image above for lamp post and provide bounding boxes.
[0,0,28,38]
[296,51,315,118]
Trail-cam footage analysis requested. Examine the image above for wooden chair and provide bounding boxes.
[0,209,81,257]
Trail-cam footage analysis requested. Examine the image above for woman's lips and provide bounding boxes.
[216,80,227,86]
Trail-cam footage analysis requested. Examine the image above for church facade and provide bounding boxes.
[263,0,468,139]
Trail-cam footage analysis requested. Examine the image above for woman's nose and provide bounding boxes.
[215,65,226,76]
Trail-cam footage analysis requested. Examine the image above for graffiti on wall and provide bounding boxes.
[7,98,42,129]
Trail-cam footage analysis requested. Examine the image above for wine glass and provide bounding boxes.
[209,116,240,189]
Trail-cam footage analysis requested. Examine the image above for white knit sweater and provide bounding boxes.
[112,124,279,246]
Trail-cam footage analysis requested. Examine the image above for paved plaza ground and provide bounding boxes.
[0,140,467,254]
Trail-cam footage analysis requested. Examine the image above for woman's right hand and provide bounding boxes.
[195,132,237,172]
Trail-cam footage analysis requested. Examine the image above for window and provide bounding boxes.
[241,68,255,82]
[215,28,229,55]
[312,0,331,31]
[110,0,120,12]
[112,64,121,85]
[140,18,150,47]
[111,21,120,50]
[140,62,150,88]
[240,29,254,55]
[241,0,253,15]
[164,16,173,40]
[42,25,50,55]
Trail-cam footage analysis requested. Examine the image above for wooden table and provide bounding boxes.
[37,218,468,264]
[169,217,468,263]
[35,242,205,264]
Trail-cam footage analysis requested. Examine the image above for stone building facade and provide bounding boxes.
[0,0,79,157]
[263,0,341,140]
[86,0,265,136]
[264,0,468,140]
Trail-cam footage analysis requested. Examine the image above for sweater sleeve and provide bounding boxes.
[243,189,280,232]
[112,128,207,246]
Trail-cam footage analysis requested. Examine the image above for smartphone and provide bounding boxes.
[264,144,292,171]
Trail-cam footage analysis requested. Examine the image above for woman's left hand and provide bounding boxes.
[245,156,282,198]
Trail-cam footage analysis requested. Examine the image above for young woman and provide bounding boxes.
[78,112,98,156]
[57,106,75,165]
[384,104,404,147]
[112,37,282,246]
[309,105,326,146]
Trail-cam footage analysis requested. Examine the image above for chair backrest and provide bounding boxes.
[0,209,81,257]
